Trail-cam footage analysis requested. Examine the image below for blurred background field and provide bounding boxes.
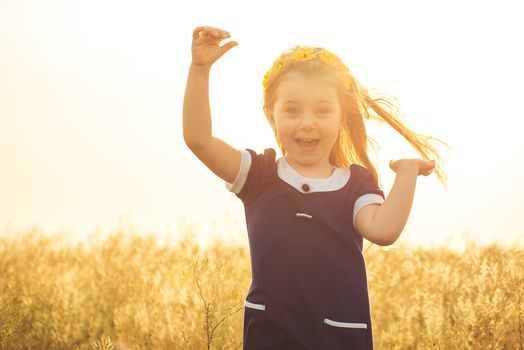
[0,225,522,350]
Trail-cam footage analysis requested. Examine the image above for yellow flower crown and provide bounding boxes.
[263,46,352,91]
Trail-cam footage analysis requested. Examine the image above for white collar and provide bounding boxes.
[276,156,351,193]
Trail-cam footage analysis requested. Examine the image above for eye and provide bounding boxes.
[284,108,299,116]
[317,109,331,116]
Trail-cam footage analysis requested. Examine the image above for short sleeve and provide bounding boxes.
[225,149,252,193]
[352,166,385,232]
[225,148,276,205]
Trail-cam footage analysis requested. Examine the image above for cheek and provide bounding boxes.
[329,128,340,139]
[322,126,341,146]
[279,132,295,147]
[275,123,295,139]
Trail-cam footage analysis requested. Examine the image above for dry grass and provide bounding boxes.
[0,225,522,349]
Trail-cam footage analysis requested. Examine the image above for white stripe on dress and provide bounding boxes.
[324,318,367,329]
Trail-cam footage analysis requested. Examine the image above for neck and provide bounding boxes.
[285,157,335,179]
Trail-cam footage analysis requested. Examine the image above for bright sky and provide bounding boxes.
[1,0,523,250]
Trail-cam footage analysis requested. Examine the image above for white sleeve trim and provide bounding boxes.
[353,193,385,231]
[225,149,252,194]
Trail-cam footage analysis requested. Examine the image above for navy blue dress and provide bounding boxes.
[233,148,385,350]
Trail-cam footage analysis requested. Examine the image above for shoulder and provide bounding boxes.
[349,163,371,178]
[243,148,278,174]
[245,147,277,163]
[228,147,277,204]
[349,163,383,195]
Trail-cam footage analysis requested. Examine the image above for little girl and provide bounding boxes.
[183,25,447,350]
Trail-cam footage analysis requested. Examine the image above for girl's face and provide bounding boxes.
[271,71,343,176]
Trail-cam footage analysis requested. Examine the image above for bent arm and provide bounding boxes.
[182,63,241,185]
[356,165,419,246]
[183,64,213,148]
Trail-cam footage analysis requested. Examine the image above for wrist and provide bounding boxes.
[190,62,211,73]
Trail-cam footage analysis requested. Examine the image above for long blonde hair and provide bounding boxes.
[262,45,450,189]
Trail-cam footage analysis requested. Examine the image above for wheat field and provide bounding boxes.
[0,225,522,350]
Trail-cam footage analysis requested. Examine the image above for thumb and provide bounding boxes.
[389,159,397,172]
[219,41,238,56]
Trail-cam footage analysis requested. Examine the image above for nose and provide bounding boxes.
[298,114,316,130]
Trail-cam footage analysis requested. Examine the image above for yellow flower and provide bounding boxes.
[318,52,338,66]
[291,47,316,60]
[263,47,352,91]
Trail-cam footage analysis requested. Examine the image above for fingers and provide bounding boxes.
[192,26,206,39]
[389,158,435,176]
[423,160,436,176]
[388,160,398,174]
[194,25,231,40]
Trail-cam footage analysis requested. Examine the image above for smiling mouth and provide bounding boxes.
[295,138,320,147]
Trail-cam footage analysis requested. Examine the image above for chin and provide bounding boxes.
[292,151,323,162]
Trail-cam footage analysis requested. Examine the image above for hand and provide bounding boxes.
[191,25,238,69]
[389,158,436,176]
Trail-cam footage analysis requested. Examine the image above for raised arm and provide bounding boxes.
[183,26,240,184]
[355,159,436,246]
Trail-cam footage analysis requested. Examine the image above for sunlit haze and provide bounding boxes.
[1,0,523,250]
